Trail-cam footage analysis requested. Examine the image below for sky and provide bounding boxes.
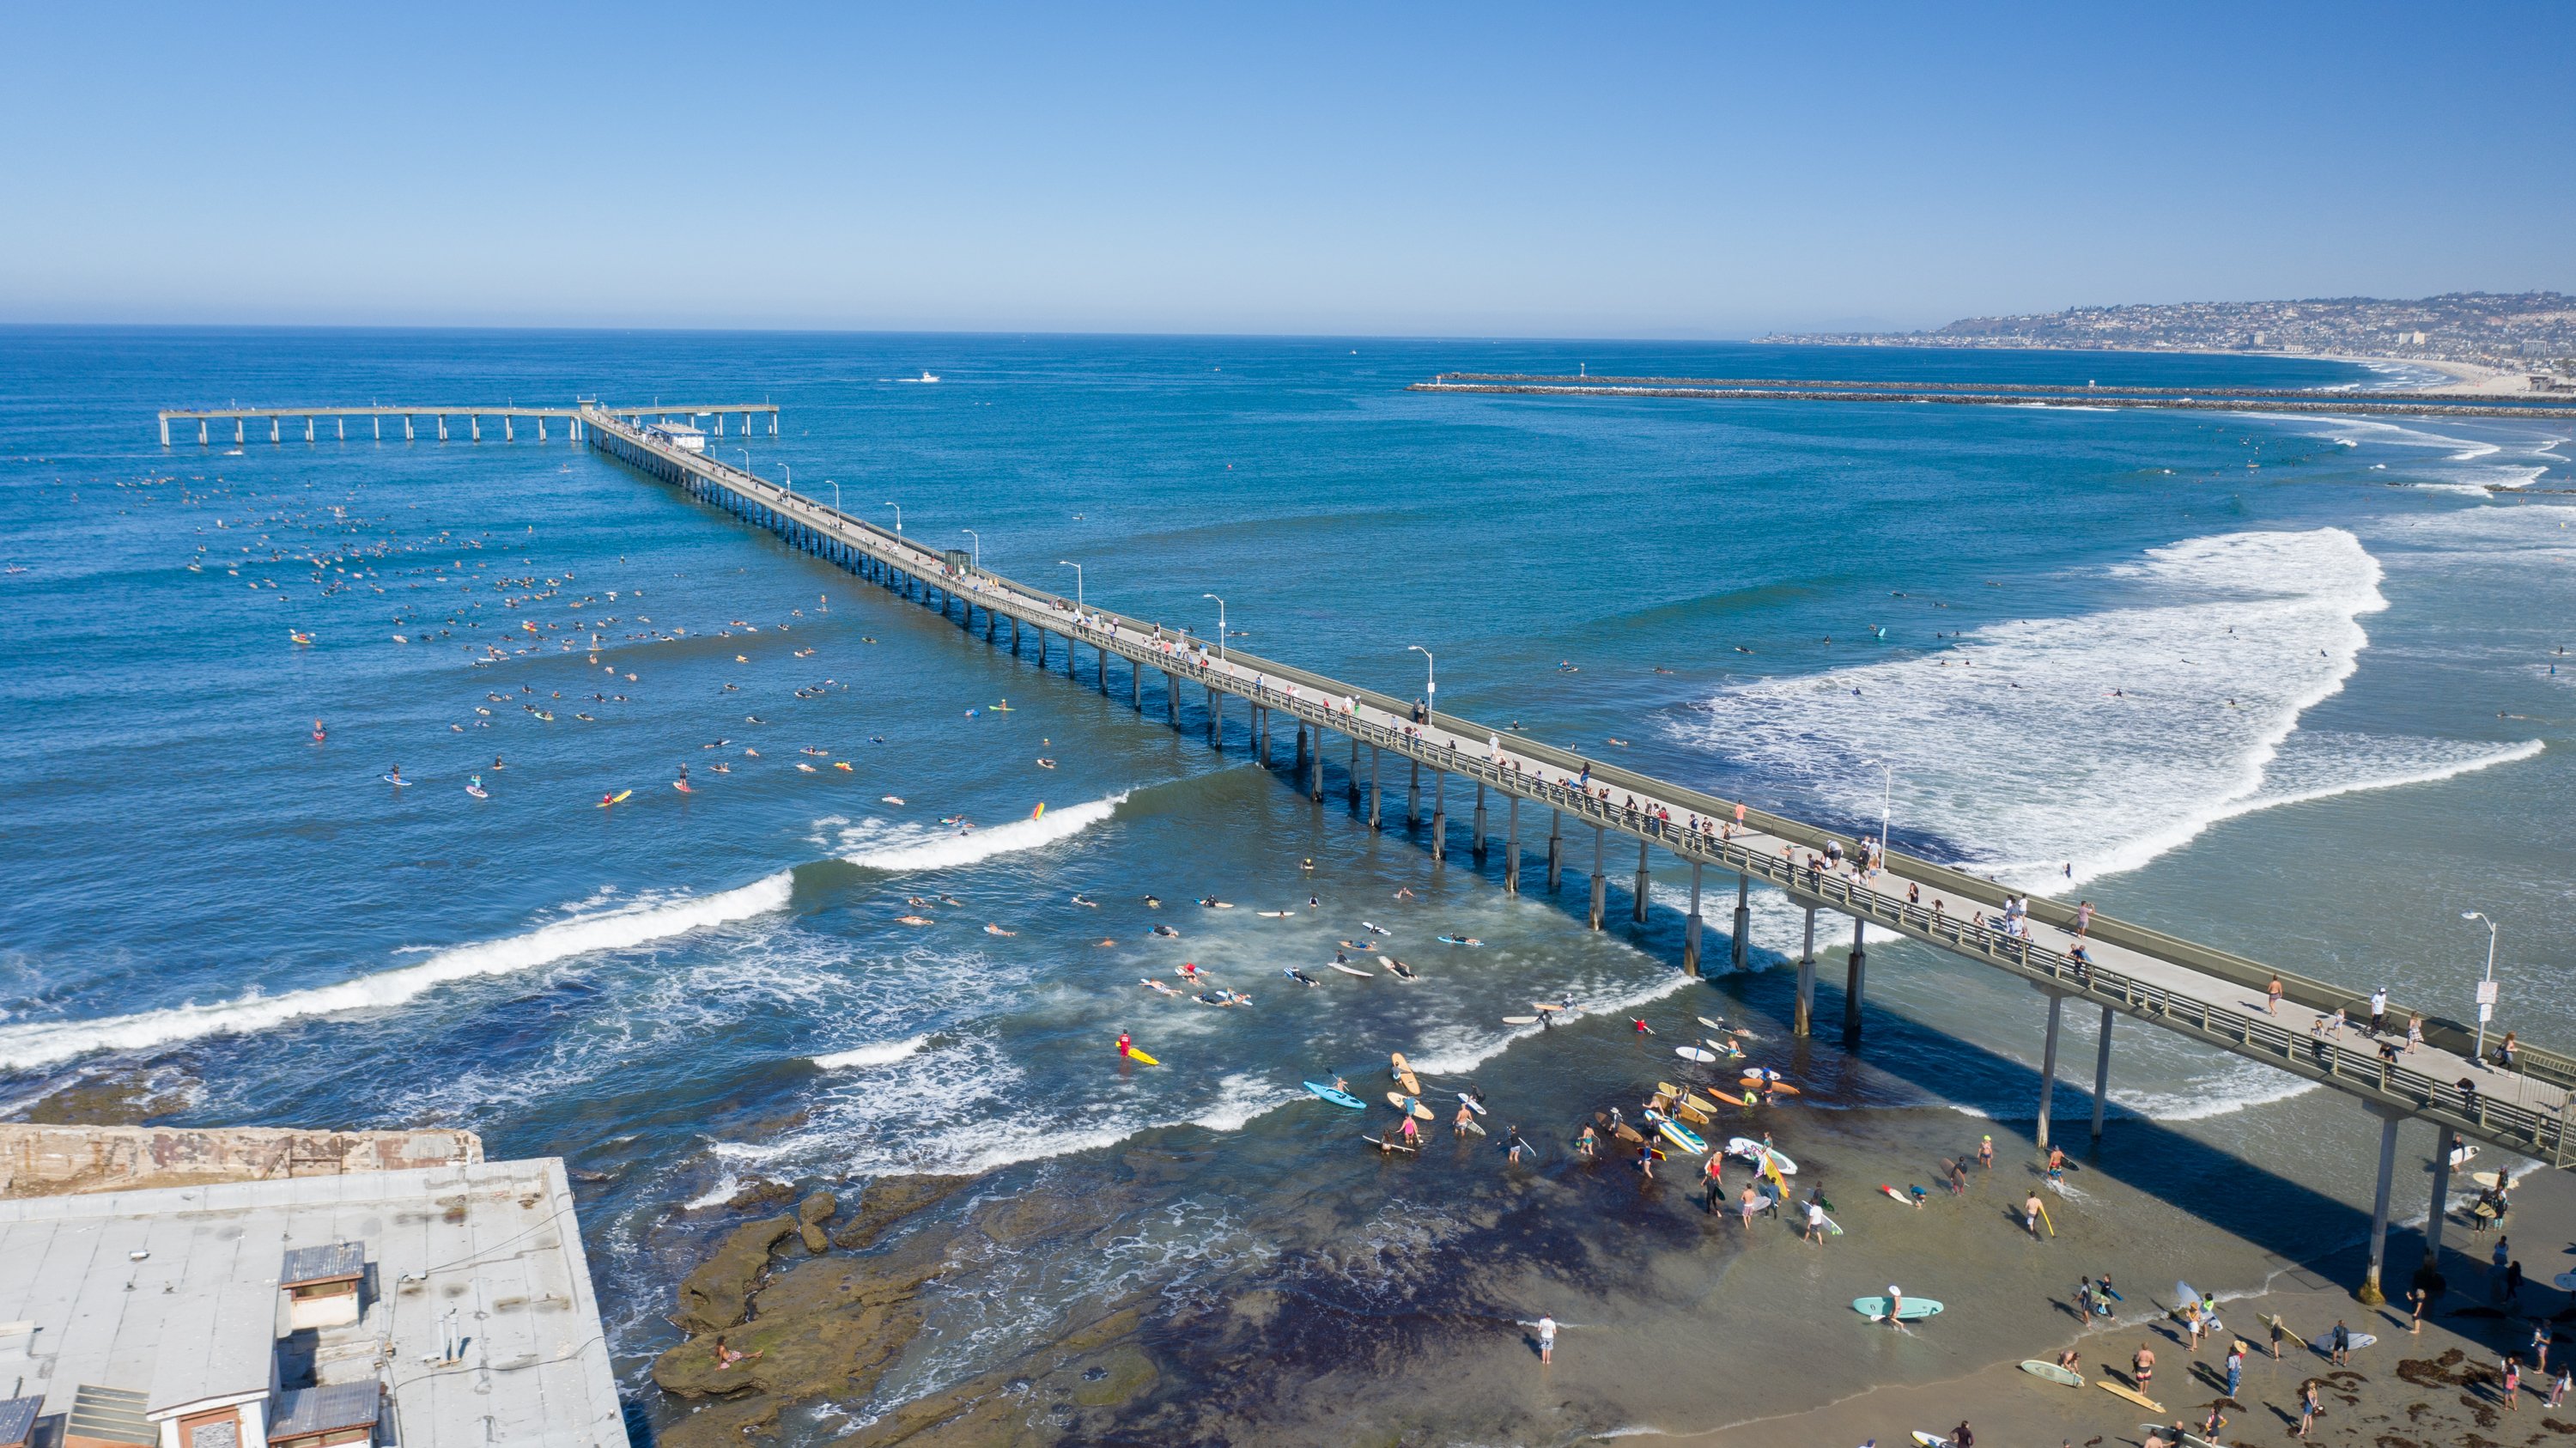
[3,3,2571,337]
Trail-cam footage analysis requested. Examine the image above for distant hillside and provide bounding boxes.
[1762,292,2576,376]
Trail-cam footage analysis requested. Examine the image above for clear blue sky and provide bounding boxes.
[4,3,2568,336]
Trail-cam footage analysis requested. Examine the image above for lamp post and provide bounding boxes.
[1408,644,1435,718]
[884,502,902,533]
[2464,910,2500,1062]
[828,480,841,511]
[962,529,980,569]
[1860,757,1893,856]
[1059,560,1082,607]
[1203,594,1225,663]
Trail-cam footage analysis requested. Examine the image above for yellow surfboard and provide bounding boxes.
[2036,1199,2056,1237]
[598,789,631,807]
[2095,1380,2161,1414]
[1122,1047,1160,1066]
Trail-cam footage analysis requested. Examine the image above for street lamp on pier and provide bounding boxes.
[1203,594,1225,663]
[1059,560,1082,606]
[2463,910,2501,1062]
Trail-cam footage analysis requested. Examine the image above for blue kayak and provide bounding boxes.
[1303,1080,1366,1110]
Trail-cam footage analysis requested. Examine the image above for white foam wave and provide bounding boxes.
[834,791,1127,871]
[1678,530,2393,889]
[813,1033,934,1070]
[0,872,794,1069]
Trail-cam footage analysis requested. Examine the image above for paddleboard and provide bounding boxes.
[1815,1211,1844,1236]
[1303,1081,1365,1109]
[1726,1138,1796,1173]
[464,785,488,799]
[1652,1117,1708,1154]
[1740,1075,1801,1095]
[2307,1329,2375,1353]
[2095,1380,2161,1413]
[1703,1088,1746,1106]
[1362,1134,1417,1153]
[381,773,409,786]
[1502,1014,1539,1024]
[2471,1170,2505,1189]
[1385,1092,1433,1120]
[1852,1296,1942,1321]
[1910,1433,1952,1448]
[1121,1047,1160,1066]
[1880,1184,1915,1205]
[1674,1101,1710,1125]
[1612,1123,1644,1145]
[1676,1046,1719,1063]
[2136,1425,2218,1448]
[598,789,631,806]
[1257,910,1293,917]
[1456,1092,1486,1116]
[1681,1092,1717,1115]
[1458,1117,1487,1136]
[2018,1359,2084,1387]
[1330,962,1374,977]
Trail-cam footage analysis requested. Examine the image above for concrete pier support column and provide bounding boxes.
[304,416,314,442]
[1099,644,1110,694]
[1347,736,1359,805]
[1407,758,1421,826]
[2356,1105,2403,1305]
[1165,673,1180,727]
[1130,657,1139,706]
[199,420,209,444]
[1732,873,1752,970]
[1012,616,1021,654]
[1208,689,1221,749]
[1256,707,1268,764]
[537,417,546,442]
[1294,723,1307,773]
[1472,785,1489,860]
[437,415,448,441]
[2035,989,2065,1153]
[2425,1126,2457,1273]
[404,416,414,441]
[236,418,246,444]
[1682,861,1705,976]
[1430,773,1447,862]
[270,417,281,443]
[987,610,999,642]
[1504,796,1522,894]
[1369,748,1383,830]
[1794,908,1818,1037]
[504,415,514,442]
[1842,916,1867,1047]
[471,415,482,442]
[2091,1005,2115,1141]
[337,417,346,441]
[1309,729,1324,802]
[1588,827,1607,930]
[160,415,171,447]
[374,416,381,441]
[1547,811,1564,891]
[1632,838,1650,923]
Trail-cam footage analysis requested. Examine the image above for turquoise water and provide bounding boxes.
[2,328,2568,1435]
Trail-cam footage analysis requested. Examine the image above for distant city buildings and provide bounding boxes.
[1763,292,2576,374]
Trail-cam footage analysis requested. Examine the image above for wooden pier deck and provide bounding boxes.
[567,405,2564,1300]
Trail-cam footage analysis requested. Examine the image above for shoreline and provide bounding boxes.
[1757,337,2527,394]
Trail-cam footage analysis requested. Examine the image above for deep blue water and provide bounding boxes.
[2,328,2569,1433]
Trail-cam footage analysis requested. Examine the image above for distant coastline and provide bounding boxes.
[1759,290,2574,397]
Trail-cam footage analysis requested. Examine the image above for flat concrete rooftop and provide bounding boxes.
[0,1157,626,1447]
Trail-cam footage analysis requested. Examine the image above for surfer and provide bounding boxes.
[2022,1192,2044,1238]
[2057,1347,2082,1376]
[1115,1031,1133,1060]
[2130,1344,2154,1396]
[1143,895,1162,909]
[1071,893,1097,907]
[1535,1314,1555,1366]
[311,719,325,742]
[1575,1124,1597,1159]
[1884,1285,1905,1329]
[1631,1019,1654,1035]
[1504,1126,1531,1165]
[1453,1101,1475,1134]
[1284,968,1318,987]
[1803,1198,1829,1244]
[1151,924,1179,938]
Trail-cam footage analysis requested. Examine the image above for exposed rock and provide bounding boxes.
[19,1070,196,1126]
[672,1218,797,1335]
[832,1174,973,1250]
[798,1189,838,1225]
[725,1177,798,1211]
[799,1222,829,1254]
[654,1225,953,1401]
[659,1390,783,1448]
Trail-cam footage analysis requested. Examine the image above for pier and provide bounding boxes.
[1408,372,2576,421]
[184,399,2564,1306]
[154,401,780,447]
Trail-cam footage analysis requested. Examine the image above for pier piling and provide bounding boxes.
[1843,916,1867,1047]
[2035,989,2065,1152]
[1369,748,1382,830]
[1504,796,1521,893]
[2360,1105,2401,1305]
[1794,907,1818,1037]
[1546,811,1564,891]
[2425,1127,2457,1271]
[1682,861,1704,976]
[1732,873,1751,970]
[1632,838,1649,923]
[1408,758,1421,826]
[2091,1005,2115,1141]
[1430,772,1446,861]
[1472,784,1488,861]
[1588,826,1607,930]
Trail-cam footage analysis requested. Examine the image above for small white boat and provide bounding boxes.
[902,370,941,384]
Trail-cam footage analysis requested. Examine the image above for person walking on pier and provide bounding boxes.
[2369,986,2388,1035]
[2268,974,2283,1016]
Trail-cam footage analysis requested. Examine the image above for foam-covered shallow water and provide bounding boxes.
[3,329,2569,1442]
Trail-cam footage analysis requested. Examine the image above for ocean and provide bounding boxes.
[1,327,2568,1441]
